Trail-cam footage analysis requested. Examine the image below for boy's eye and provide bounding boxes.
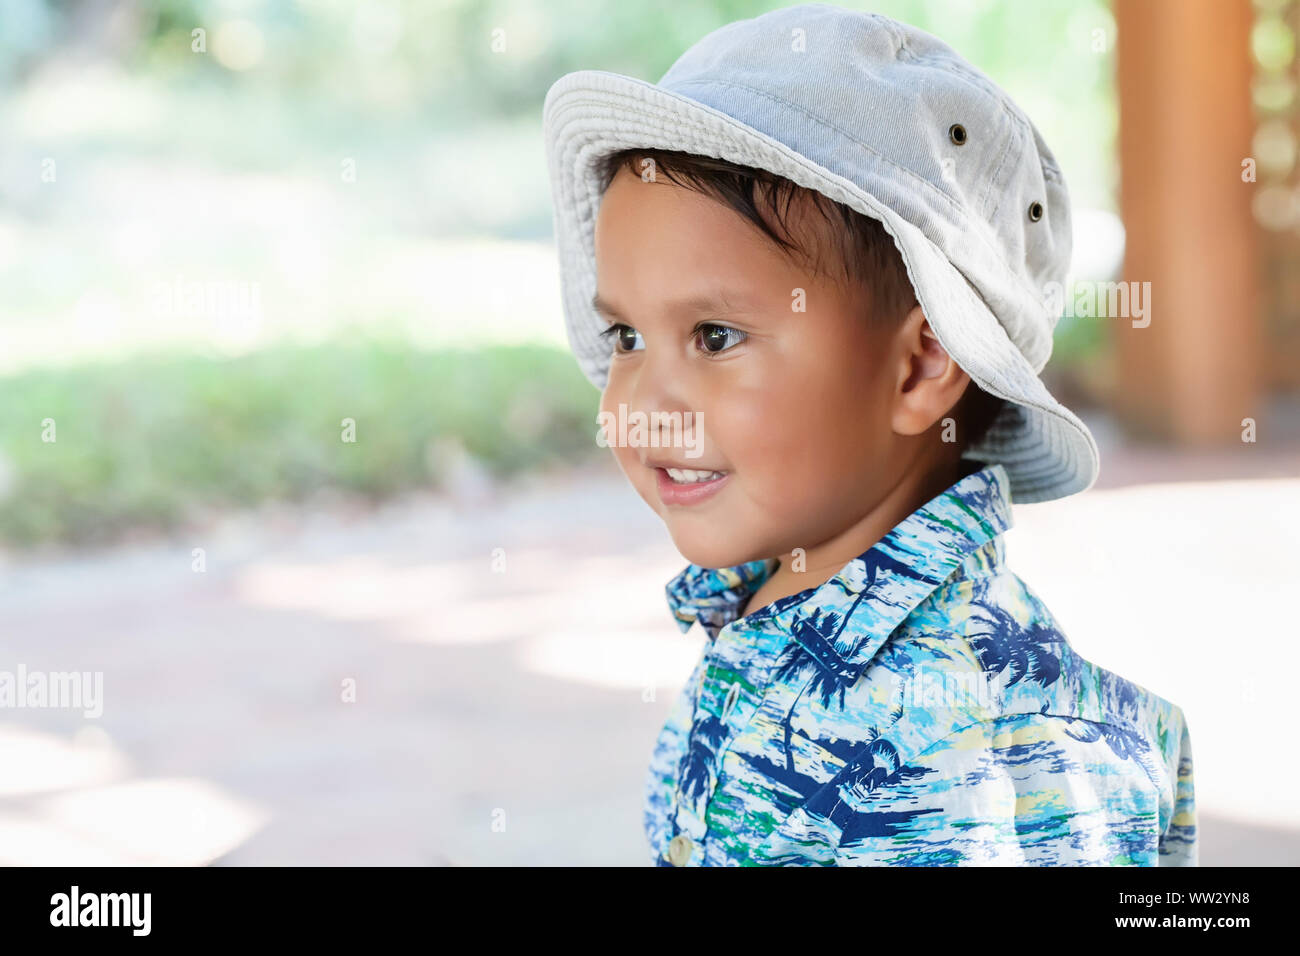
[597,321,747,356]
[696,323,747,355]
[598,322,644,353]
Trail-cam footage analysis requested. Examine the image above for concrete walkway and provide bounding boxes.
[1,434,1297,865]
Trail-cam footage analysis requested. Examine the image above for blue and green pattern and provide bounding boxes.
[645,462,1197,866]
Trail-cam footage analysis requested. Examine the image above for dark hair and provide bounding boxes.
[595,147,1007,455]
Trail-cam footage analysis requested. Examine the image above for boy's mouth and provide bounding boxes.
[662,467,727,484]
[652,466,730,506]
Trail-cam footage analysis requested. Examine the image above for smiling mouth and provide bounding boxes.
[652,467,730,506]
[662,467,727,484]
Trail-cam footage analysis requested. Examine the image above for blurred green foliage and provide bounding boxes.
[0,342,601,547]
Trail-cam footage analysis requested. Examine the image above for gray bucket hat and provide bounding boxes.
[542,2,1099,504]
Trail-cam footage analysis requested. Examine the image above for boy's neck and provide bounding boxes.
[738,454,980,621]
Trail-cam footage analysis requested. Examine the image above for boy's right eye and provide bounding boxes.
[598,322,644,353]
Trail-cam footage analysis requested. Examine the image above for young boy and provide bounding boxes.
[543,4,1196,866]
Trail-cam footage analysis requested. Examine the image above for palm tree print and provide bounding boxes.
[803,731,930,830]
[772,548,930,771]
[965,599,1066,689]
[677,710,728,805]
[774,606,857,772]
[1061,670,1151,765]
[1062,717,1146,763]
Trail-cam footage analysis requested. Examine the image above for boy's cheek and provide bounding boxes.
[714,394,814,474]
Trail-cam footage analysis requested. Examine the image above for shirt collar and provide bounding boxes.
[664,461,1015,683]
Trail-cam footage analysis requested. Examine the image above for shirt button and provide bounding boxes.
[666,833,694,866]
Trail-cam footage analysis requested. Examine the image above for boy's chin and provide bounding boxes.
[665,527,762,571]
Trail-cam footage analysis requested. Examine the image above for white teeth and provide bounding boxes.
[664,467,725,484]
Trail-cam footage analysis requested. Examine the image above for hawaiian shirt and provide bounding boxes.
[644,461,1197,866]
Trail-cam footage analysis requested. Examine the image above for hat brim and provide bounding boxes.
[543,69,1100,504]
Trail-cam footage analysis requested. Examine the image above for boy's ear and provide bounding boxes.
[892,307,971,437]
[917,321,967,381]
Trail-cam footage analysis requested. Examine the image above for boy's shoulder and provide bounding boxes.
[859,544,1190,803]
[770,546,1196,864]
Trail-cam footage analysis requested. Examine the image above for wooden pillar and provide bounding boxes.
[1114,0,1262,441]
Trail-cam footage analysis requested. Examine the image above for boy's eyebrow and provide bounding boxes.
[591,290,756,324]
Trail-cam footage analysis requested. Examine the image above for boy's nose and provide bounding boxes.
[624,360,694,429]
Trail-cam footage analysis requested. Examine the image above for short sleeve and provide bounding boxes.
[1158,714,1197,865]
[831,713,1181,866]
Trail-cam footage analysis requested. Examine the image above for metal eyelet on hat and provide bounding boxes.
[948,123,967,145]
[1028,200,1044,221]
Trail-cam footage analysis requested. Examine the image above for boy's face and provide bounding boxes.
[592,165,913,570]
